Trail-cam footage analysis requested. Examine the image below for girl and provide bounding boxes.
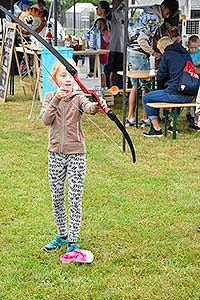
[96,18,110,87]
[41,60,102,258]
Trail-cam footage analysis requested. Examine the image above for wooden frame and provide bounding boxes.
[0,23,17,102]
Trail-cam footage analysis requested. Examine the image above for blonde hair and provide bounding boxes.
[157,36,173,52]
[51,59,77,83]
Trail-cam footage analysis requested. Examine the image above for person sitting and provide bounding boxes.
[143,36,194,137]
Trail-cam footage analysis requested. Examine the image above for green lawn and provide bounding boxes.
[0,79,200,300]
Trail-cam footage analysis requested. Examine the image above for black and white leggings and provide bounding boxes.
[48,151,86,243]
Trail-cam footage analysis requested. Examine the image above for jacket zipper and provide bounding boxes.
[60,101,65,153]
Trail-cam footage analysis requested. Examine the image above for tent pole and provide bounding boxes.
[73,0,76,36]
[54,0,57,45]
[122,0,128,153]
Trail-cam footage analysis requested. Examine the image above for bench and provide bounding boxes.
[147,102,196,139]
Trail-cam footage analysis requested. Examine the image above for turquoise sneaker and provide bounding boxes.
[67,242,80,253]
[42,234,68,253]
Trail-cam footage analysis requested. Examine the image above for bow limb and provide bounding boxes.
[0,5,136,163]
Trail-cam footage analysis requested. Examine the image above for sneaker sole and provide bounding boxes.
[125,124,135,128]
[143,134,163,138]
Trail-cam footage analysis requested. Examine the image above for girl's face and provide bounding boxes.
[55,64,75,93]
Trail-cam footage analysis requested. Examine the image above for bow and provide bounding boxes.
[0,4,136,163]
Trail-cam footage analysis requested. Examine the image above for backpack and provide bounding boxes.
[179,60,200,96]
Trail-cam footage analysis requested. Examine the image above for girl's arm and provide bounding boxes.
[79,95,107,114]
[41,92,61,125]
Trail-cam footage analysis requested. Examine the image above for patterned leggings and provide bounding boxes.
[48,151,86,242]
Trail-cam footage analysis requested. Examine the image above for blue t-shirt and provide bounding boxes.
[189,49,200,67]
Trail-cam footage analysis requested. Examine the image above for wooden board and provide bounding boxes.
[0,23,17,102]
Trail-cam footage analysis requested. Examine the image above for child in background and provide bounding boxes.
[188,35,200,70]
[96,18,110,87]
[41,59,105,261]
[186,35,200,127]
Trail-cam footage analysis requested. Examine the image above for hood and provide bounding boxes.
[144,5,163,22]
[69,91,80,98]
[165,43,188,54]
[57,90,81,102]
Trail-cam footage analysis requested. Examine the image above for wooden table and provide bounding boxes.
[118,70,156,127]
[73,49,109,82]
[16,46,109,83]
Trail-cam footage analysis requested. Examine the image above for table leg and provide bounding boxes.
[96,53,101,83]
[163,109,168,136]
[172,108,177,140]
[135,79,139,127]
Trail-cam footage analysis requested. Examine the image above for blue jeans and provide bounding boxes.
[143,89,193,120]
[127,49,150,87]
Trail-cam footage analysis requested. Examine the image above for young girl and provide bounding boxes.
[96,18,110,87]
[41,60,101,258]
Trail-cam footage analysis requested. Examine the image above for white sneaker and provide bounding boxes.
[140,119,151,128]
[125,118,136,127]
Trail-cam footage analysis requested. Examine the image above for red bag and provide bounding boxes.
[179,61,199,96]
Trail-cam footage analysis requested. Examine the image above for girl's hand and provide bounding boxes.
[55,88,67,101]
[99,97,107,110]
[91,98,107,114]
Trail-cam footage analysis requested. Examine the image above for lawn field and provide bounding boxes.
[0,79,200,300]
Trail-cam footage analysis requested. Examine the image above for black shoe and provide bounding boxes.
[186,113,194,125]
[189,124,200,131]
[143,127,163,137]
[168,126,179,134]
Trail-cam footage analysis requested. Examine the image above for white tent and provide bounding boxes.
[65,3,96,33]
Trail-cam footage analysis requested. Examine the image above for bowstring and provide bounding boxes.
[17,29,132,161]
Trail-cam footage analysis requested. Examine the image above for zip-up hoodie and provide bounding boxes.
[42,91,98,154]
[158,43,193,94]
[128,5,163,55]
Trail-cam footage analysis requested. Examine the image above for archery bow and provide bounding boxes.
[0,4,136,163]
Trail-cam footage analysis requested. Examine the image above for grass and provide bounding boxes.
[0,77,200,300]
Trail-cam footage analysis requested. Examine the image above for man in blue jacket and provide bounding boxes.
[126,0,179,127]
[143,36,194,137]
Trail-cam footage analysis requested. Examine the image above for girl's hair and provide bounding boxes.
[51,59,77,83]
[157,36,173,51]
[95,17,108,31]
[99,1,112,21]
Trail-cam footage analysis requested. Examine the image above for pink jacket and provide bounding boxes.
[42,91,97,154]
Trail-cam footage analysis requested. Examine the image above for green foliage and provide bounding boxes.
[0,77,200,300]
